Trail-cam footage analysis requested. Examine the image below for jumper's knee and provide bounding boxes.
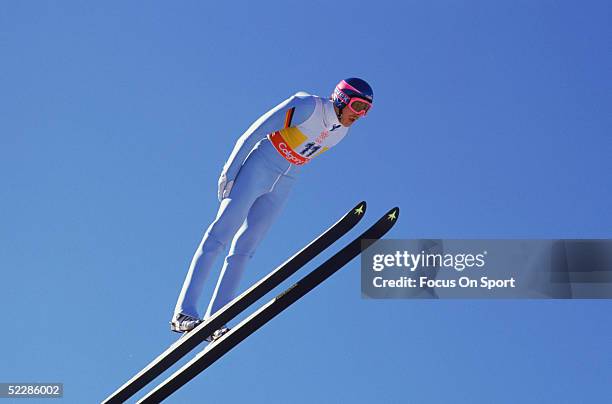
[199,231,226,255]
[227,250,255,260]
[204,209,245,249]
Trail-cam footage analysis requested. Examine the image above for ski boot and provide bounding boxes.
[170,312,202,333]
[205,326,230,343]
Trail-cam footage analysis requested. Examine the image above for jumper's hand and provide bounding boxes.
[217,172,234,202]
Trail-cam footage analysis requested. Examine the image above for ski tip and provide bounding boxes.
[386,207,400,221]
[353,201,367,216]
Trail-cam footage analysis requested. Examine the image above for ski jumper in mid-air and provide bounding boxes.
[171,78,374,339]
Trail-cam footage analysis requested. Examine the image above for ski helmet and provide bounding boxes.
[332,78,374,115]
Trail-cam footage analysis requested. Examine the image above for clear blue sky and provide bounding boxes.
[1,1,611,403]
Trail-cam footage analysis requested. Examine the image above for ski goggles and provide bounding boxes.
[346,97,372,116]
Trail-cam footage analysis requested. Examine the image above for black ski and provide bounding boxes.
[103,201,367,404]
[137,207,399,403]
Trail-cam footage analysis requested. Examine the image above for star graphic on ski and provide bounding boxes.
[387,210,397,221]
[354,205,365,215]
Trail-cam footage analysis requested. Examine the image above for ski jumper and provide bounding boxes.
[174,92,350,320]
